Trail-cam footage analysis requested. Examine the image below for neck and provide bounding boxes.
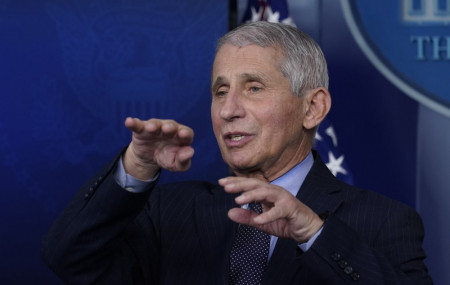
[233,148,312,182]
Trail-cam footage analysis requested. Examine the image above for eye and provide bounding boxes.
[249,86,261,93]
[245,80,264,94]
[214,87,228,97]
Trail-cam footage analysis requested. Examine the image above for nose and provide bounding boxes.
[219,90,245,121]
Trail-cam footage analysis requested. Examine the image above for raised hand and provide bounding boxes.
[123,117,195,180]
[219,176,324,244]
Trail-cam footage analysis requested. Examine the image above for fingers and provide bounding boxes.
[155,145,195,172]
[123,117,195,176]
[221,176,323,242]
[125,117,194,144]
[227,202,286,232]
[124,117,144,133]
[219,177,279,205]
[220,177,288,222]
[228,207,258,225]
[177,146,195,164]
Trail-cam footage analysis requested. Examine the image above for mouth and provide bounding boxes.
[222,132,253,146]
[229,134,245,141]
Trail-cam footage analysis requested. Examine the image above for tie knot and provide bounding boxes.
[249,202,263,214]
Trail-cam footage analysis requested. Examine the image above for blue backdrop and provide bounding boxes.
[1,0,448,284]
[0,1,228,284]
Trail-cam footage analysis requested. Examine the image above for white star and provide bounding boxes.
[266,7,280,23]
[326,151,347,176]
[315,132,323,141]
[250,6,263,22]
[325,126,338,147]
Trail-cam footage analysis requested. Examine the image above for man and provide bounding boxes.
[42,21,432,284]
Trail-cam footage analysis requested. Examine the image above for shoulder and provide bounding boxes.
[340,180,416,216]
[310,152,420,227]
[310,151,416,214]
[332,180,425,241]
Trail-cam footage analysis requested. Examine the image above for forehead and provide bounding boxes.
[212,44,283,77]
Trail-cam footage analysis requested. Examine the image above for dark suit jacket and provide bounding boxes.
[41,151,432,284]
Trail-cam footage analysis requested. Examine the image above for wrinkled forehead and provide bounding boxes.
[211,43,285,78]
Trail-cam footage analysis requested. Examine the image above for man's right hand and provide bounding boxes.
[122,117,195,180]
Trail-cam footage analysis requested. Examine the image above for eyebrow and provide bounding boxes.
[211,76,228,93]
[238,73,266,83]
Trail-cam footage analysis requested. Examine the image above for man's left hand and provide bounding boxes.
[219,176,324,244]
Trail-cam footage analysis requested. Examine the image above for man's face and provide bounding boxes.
[211,44,310,181]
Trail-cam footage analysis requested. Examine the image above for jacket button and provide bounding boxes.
[344,266,353,274]
[85,187,95,200]
[338,260,348,269]
[331,252,341,261]
[351,272,360,281]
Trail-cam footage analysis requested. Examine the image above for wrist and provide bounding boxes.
[307,216,325,241]
[123,146,160,180]
[297,212,326,244]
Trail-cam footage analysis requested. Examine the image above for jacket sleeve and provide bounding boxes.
[297,208,432,284]
[41,153,161,285]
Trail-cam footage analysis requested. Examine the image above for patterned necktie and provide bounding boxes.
[229,202,271,285]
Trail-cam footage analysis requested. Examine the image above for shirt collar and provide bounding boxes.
[270,152,314,198]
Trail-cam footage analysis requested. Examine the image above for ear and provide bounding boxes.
[303,87,331,130]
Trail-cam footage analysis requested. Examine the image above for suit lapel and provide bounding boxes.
[264,152,344,283]
[296,153,344,215]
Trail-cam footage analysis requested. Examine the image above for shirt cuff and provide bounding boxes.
[115,156,159,193]
[298,226,323,252]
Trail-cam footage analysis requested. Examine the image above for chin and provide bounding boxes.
[227,160,256,174]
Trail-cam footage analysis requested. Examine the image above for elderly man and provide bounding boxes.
[42,21,432,284]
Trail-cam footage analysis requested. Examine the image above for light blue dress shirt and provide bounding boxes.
[266,152,322,257]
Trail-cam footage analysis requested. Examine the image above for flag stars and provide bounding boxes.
[249,5,280,23]
[250,6,263,22]
[266,8,280,23]
[325,126,338,147]
[326,151,348,176]
[315,132,323,141]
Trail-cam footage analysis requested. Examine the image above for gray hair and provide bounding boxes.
[216,21,329,97]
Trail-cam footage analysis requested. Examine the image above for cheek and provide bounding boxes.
[264,103,294,127]
[211,112,225,146]
[263,106,301,140]
[210,106,219,129]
